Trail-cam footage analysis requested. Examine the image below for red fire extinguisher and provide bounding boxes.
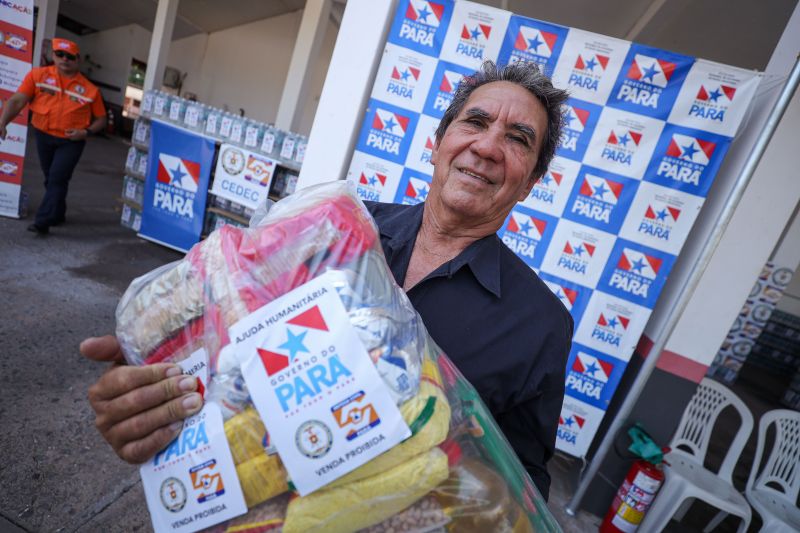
[600,425,669,533]
[600,458,664,532]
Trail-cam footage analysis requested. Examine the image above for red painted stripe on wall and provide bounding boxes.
[636,334,709,384]
[655,350,708,383]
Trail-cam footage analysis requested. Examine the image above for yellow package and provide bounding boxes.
[235,453,289,508]
[283,447,450,533]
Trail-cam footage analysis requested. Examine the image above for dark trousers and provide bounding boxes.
[33,129,86,227]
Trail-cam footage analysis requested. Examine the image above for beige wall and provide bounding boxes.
[167,10,337,135]
[57,11,338,136]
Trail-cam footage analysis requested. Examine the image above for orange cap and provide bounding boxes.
[52,38,79,55]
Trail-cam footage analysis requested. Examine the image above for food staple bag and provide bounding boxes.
[116,181,561,533]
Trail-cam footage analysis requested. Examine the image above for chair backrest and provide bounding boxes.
[669,377,754,483]
[747,409,800,504]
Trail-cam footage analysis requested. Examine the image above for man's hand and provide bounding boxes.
[81,335,203,464]
[65,128,88,141]
[0,92,31,140]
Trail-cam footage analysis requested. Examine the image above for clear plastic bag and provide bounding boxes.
[116,181,560,533]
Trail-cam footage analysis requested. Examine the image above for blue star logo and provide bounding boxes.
[278,328,309,361]
[470,26,481,40]
[656,208,669,221]
[630,257,646,273]
[681,142,699,161]
[564,417,574,427]
[592,182,609,199]
[416,4,432,22]
[640,63,659,82]
[518,219,534,236]
[170,163,186,185]
[607,317,618,328]
[540,174,552,186]
[383,116,397,132]
[368,176,378,186]
[573,244,585,257]
[584,57,598,71]
[585,361,601,376]
[417,184,429,200]
[617,133,630,147]
[708,88,722,102]
[565,111,576,128]
[527,34,544,53]
[400,69,411,81]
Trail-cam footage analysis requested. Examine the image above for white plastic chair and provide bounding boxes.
[742,409,800,532]
[638,377,753,532]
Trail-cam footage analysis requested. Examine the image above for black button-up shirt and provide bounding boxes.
[366,201,573,500]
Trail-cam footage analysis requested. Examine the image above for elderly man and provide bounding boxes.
[0,38,107,234]
[82,60,572,499]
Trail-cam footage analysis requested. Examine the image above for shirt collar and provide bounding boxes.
[378,203,502,298]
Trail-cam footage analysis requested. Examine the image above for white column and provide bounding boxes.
[297,0,397,190]
[33,0,60,67]
[143,0,180,91]
[275,0,332,132]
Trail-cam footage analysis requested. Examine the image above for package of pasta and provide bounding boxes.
[115,180,560,533]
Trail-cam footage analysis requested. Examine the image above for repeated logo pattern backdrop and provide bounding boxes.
[346,0,761,457]
[0,0,33,218]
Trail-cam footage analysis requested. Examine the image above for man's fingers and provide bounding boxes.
[95,372,197,427]
[80,335,125,362]
[117,421,186,464]
[107,394,204,463]
[89,363,183,404]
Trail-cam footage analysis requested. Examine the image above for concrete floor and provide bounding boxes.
[1,131,733,533]
[0,132,180,532]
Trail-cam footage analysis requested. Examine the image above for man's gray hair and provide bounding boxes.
[434,60,569,180]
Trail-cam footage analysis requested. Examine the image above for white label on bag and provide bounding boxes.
[229,122,243,143]
[142,92,154,113]
[279,137,295,160]
[140,403,247,533]
[219,117,233,137]
[125,180,137,200]
[137,154,148,175]
[244,126,259,147]
[230,272,410,496]
[205,114,218,135]
[178,348,210,386]
[169,101,182,121]
[260,132,275,154]
[134,123,148,143]
[154,95,167,116]
[126,148,137,170]
[295,142,306,163]
[184,106,200,127]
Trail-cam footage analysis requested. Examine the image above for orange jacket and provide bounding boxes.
[17,65,106,138]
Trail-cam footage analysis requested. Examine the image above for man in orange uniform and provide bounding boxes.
[0,38,106,234]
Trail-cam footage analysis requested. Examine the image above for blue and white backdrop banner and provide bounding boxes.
[347,0,761,457]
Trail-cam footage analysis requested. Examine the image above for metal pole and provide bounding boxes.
[565,54,800,516]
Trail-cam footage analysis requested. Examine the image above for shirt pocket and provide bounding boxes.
[62,96,92,128]
[29,91,58,116]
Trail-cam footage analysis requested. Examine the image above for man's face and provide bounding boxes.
[53,50,80,75]
[429,81,548,231]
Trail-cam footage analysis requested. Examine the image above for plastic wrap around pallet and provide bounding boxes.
[116,181,560,533]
